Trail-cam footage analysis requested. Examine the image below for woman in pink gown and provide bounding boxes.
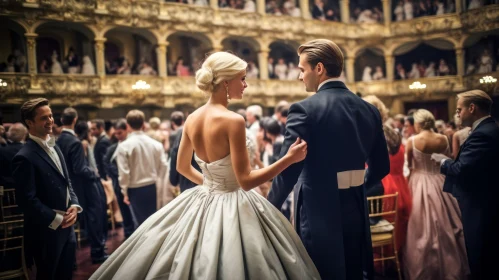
[403,109,469,280]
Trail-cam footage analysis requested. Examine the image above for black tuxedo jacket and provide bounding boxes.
[12,138,79,259]
[269,81,389,280]
[441,117,499,277]
[56,131,100,208]
[442,117,499,199]
[94,134,111,179]
[169,128,200,192]
[0,141,23,188]
[104,143,119,184]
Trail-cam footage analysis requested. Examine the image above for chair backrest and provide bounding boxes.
[0,187,23,222]
[0,219,27,279]
[367,193,399,229]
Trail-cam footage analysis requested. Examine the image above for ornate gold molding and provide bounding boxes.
[3,1,493,43]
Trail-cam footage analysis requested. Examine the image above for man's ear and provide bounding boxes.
[25,120,33,129]
[469,103,476,114]
[316,62,324,75]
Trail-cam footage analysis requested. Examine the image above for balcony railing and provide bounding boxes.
[2,72,497,107]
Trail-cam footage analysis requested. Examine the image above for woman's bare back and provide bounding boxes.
[413,131,449,154]
[184,104,242,163]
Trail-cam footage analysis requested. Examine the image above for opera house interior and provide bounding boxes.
[0,0,498,279]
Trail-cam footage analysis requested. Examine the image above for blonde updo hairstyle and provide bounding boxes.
[196,52,248,93]
[413,109,435,131]
[362,95,389,122]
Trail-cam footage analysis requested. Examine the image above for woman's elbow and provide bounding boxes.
[239,179,254,191]
[177,164,188,177]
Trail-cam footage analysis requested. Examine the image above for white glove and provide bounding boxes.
[431,153,450,165]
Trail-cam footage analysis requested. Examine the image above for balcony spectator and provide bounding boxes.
[274,58,288,80]
[243,0,256,12]
[247,61,259,79]
[139,62,157,76]
[39,59,49,74]
[82,56,96,75]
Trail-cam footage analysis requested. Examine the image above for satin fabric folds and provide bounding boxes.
[91,155,320,280]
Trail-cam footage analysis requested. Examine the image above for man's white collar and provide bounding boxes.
[318,77,344,91]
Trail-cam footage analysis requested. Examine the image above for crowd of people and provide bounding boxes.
[1,43,498,280]
[0,49,26,73]
[36,48,96,75]
[362,91,498,279]
[395,58,454,80]
[392,0,451,22]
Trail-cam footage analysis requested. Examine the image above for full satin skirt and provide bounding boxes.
[91,186,320,280]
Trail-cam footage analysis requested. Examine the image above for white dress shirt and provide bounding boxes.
[116,131,168,195]
[29,134,82,230]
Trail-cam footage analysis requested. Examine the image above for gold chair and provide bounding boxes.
[0,187,23,222]
[367,193,402,280]
[74,221,82,249]
[0,219,28,280]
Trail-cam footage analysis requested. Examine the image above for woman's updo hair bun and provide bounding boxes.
[195,52,247,93]
[413,109,436,131]
[196,67,215,92]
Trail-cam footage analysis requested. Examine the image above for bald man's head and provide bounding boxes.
[7,123,28,142]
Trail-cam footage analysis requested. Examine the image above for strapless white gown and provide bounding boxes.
[91,154,320,280]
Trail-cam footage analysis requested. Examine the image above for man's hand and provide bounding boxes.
[431,153,450,166]
[124,194,130,205]
[61,206,78,229]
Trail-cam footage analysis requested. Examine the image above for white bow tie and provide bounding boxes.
[45,136,56,148]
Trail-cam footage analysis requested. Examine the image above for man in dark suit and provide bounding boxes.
[90,119,111,180]
[268,39,389,280]
[12,98,82,280]
[90,119,110,245]
[169,127,200,192]
[104,118,136,238]
[432,89,499,280]
[56,107,108,264]
[0,123,26,188]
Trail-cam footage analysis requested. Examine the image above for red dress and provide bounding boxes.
[381,144,412,251]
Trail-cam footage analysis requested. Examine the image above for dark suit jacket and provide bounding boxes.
[441,117,499,275]
[0,141,23,188]
[12,138,80,262]
[104,143,120,189]
[269,81,389,280]
[56,131,100,209]
[169,128,200,192]
[94,134,111,180]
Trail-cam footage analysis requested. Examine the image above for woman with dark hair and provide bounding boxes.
[74,120,98,173]
[262,118,284,166]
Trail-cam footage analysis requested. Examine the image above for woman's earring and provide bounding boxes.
[226,86,230,102]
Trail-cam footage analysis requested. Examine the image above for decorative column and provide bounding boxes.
[156,42,168,77]
[213,43,223,52]
[390,98,404,115]
[345,55,355,83]
[25,33,38,75]
[382,0,391,26]
[455,47,465,77]
[210,0,218,10]
[385,54,395,81]
[258,49,269,80]
[455,0,462,14]
[300,0,311,19]
[340,0,350,24]
[94,37,106,77]
[257,0,265,15]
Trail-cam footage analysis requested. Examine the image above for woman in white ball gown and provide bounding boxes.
[91,52,320,280]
